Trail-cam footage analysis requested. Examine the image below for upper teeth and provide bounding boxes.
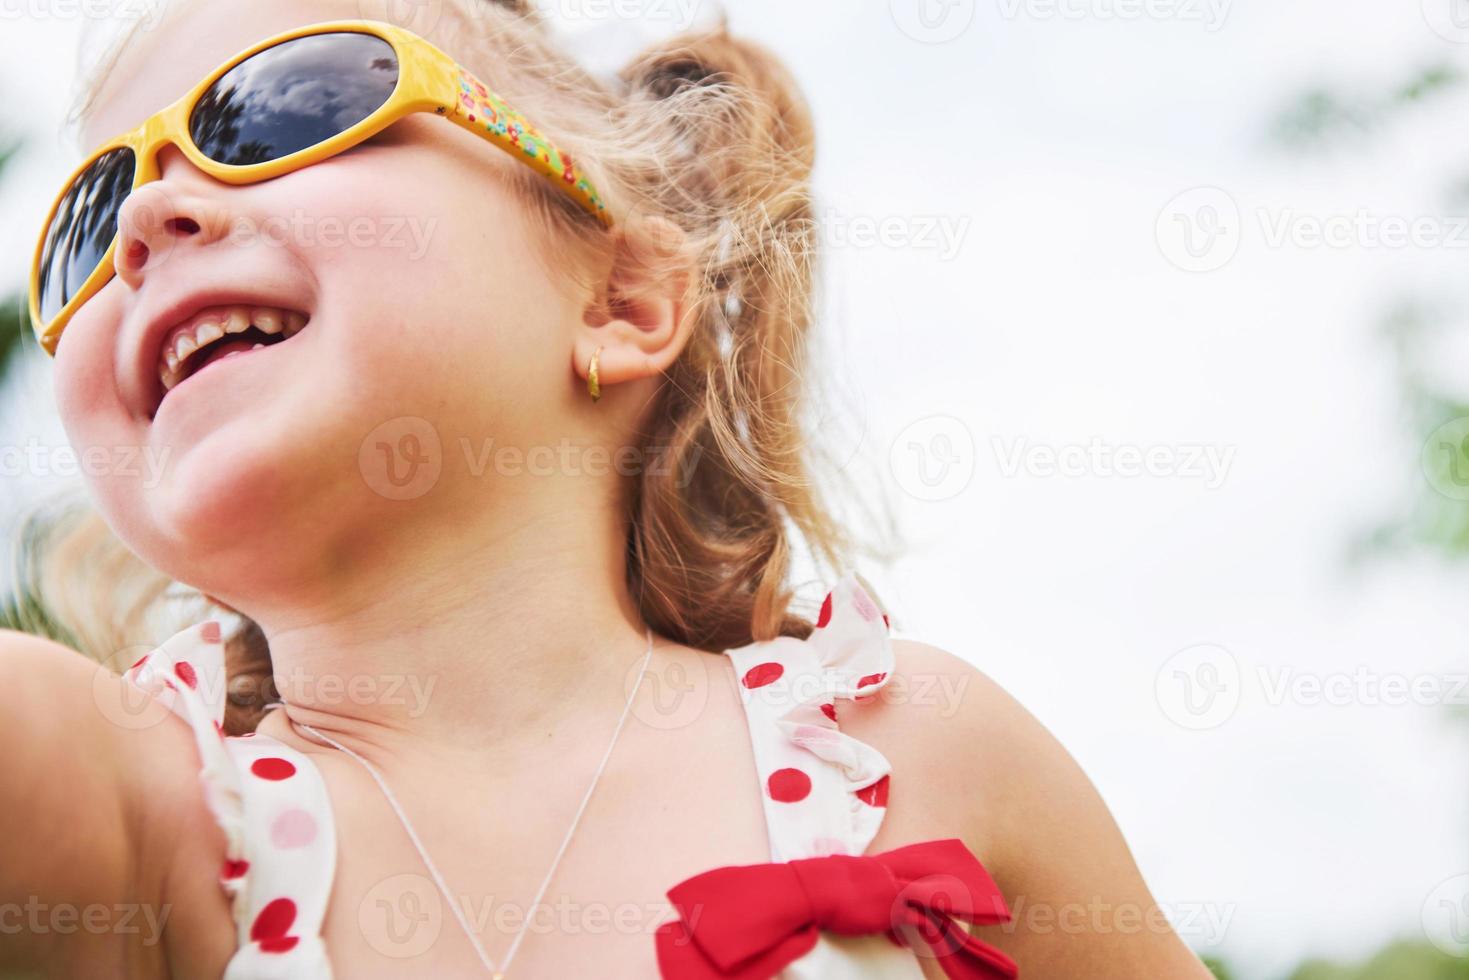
[158,304,307,392]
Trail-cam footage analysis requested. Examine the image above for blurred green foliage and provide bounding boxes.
[1271,64,1462,148]
[0,128,26,380]
[1229,62,1469,980]
[1205,940,1469,979]
[1273,66,1469,562]
[1290,942,1469,980]
[1206,955,1238,979]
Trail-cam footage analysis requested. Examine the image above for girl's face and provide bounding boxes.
[54,1,599,609]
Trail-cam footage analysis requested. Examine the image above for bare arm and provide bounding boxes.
[0,629,233,978]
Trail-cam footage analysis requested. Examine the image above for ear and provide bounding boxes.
[574,215,695,399]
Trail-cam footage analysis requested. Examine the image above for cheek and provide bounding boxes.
[53,285,127,421]
[297,149,576,428]
[53,287,148,504]
[50,309,181,568]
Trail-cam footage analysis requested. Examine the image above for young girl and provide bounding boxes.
[3,1,1214,977]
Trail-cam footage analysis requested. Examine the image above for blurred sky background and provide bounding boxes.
[2,1,1468,977]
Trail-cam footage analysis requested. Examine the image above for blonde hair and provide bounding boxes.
[13,0,902,732]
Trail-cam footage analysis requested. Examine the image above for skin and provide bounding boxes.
[0,1,1215,976]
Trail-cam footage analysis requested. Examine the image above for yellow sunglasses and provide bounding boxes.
[29,18,613,357]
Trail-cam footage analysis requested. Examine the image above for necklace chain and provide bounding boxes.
[293,625,657,979]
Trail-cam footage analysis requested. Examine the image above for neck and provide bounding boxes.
[242,485,655,764]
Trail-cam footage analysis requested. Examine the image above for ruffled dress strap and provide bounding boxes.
[724,570,898,863]
[718,571,927,977]
[122,621,337,979]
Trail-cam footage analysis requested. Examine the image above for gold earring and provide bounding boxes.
[587,345,603,402]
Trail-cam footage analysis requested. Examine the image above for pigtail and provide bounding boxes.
[614,29,870,648]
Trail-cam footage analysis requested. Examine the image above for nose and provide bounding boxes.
[114,145,234,290]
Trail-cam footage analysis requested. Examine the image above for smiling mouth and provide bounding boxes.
[153,304,310,416]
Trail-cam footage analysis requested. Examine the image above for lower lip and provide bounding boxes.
[150,339,282,422]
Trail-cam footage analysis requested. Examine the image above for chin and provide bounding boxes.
[141,424,312,559]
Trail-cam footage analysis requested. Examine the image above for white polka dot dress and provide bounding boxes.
[121,570,1006,978]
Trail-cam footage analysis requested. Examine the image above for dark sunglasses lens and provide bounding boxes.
[36,146,135,324]
[190,32,400,167]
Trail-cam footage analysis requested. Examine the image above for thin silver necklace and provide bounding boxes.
[287,625,656,979]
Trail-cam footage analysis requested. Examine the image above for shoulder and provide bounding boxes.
[852,637,1110,881]
[840,637,1048,865]
[843,636,1213,978]
[0,629,235,976]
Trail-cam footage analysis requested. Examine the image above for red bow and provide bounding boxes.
[655,838,1019,979]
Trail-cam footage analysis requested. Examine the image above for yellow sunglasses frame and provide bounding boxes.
[29,17,613,357]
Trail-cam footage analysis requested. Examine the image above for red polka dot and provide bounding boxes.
[174,661,197,689]
[816,592,833,628]
[820,702,837,722]
[856,774,890,807]
[201,621,221,643]
[221,858,249,880]
[882,613,891,630]
[250,898,299,953]
[128,653,149,671]
[855,672,887,703]
[251,758,297,781]
[742,662,784,689]
[768,768,812,803]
